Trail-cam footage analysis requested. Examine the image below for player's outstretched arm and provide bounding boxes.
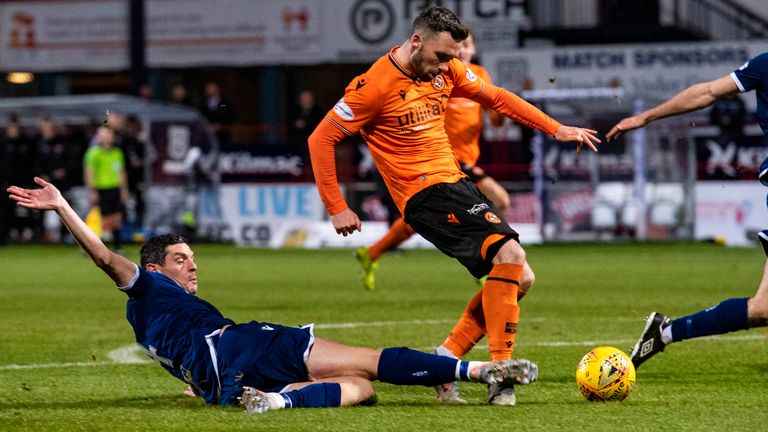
[606,75,739,141]
[7,177,136,286]
[554,125,600,154]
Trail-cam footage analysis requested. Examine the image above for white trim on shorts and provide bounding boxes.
[277,323,316,393]
[204,329,223,401]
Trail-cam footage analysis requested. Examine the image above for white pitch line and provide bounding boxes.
[1,320,765,372]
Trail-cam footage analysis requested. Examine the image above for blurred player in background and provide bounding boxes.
[355,29,508,293]
[606,52,768,368]
[84,121,129,252]
[309,6,599,405]
[7,177,537,413]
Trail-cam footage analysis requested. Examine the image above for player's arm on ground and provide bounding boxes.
[7,177,136,286]
[606,75,739,140]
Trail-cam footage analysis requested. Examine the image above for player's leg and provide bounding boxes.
[356,218,415,290]
[241,376,375,413]
[476,176,510,214]
[307,338,534,387]
[435,289,485,404]
[630,257,768,369]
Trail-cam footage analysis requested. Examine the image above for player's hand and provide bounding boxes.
[605,115,647,141]
[7,177,64,211]
[554,125,600,154]
[330,208,362,236]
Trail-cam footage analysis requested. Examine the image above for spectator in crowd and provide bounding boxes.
[37,117,77,242]
[201,81,234,146]
[84,121,129,252]
[289,89,324,159]
[119,115,147,235]
[169,83,194,107]
[1,114,41,241]
[139,83,154,102]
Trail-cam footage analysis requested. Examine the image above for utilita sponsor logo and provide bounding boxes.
[219,153,303,176]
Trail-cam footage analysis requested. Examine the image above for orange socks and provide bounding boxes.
[369,218,415,261]
[442,289,486,358]
[483,263,522,361]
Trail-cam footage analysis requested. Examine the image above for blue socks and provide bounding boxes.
[281,383,342,408]
[670,297,750,342]
[377,347,465,386]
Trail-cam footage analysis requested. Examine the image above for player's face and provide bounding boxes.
[156,243,198,295]
[411,31,459,81]
[458,35,475,65]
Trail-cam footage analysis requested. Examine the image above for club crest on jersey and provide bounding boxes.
[432,75,444,90]
[465,68,478,82]
[485,212,501,224]
[467,203,489,215]
[333,98,354,121]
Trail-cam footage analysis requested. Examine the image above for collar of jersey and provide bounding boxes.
[388,46,419,82]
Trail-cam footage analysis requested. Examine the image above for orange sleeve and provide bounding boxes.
[449,61,561,137]
[472,84,561,136]
[308,117,350,215]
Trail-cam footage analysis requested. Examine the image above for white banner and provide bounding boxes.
[0,0,526,71]
[219,183,326,247]
[483,40,767,106]
[695,182,766,246]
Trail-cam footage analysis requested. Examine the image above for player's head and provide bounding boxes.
[96,125,115,149]
[457,28,476,65]
[408,6,467,81]
[141,234,198,294]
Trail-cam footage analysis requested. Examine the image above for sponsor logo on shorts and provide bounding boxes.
[465,68,478,82]
[485,212,501,224]
[333,98,354,121]
[447,213,460,224]
[432,75,444,90]
[467,203,489,215]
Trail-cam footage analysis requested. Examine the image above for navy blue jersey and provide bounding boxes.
[731,52,768,133]
[120,265,234,404]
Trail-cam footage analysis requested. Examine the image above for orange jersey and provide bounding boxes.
[445,64,492,166]
[309,46,562,216]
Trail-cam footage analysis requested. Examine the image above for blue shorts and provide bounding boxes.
[216,321,315,405]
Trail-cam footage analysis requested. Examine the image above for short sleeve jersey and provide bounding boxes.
[324,46,488,213]
[445,64,493,166]
[120,265,234,405]
[83,146,125,189]
[731,52,768,133]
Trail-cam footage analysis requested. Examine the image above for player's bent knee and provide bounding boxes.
[492,240,525,265]
[520,267,535,292]
[339,378,376,406]
[748,296,768,325]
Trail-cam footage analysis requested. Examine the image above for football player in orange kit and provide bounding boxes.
[308,6,599,406]
[355,29,509,292]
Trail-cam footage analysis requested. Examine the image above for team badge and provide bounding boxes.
[333,98,354,121]
[484,212,501,224]
[465,68,478,82]
[432,75,444,90]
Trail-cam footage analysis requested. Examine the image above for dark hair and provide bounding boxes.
[140,234,188,267]
[412,6,468,41]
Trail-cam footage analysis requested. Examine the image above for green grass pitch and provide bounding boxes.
[1,242,767,431]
